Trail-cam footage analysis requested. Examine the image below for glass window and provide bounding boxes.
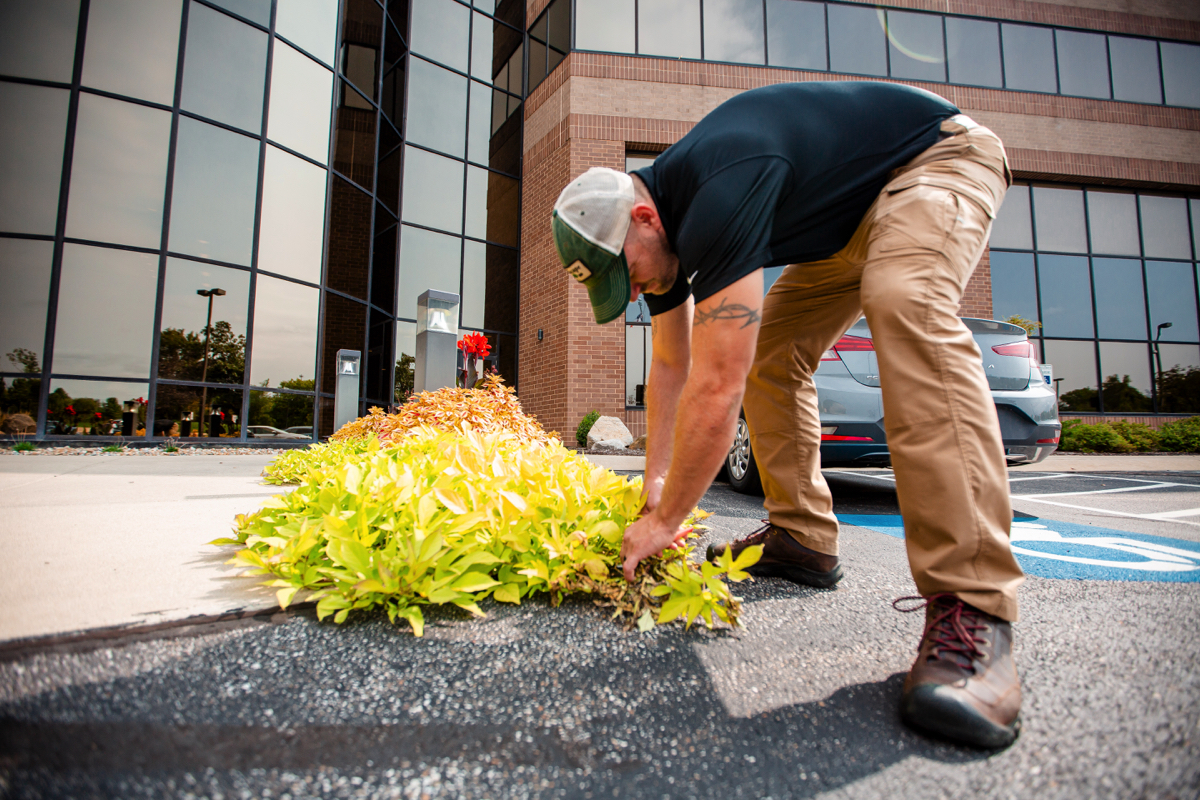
[393,320,417,405]
[1099,341,1152,411]
[380,19,406,126]
[529,38,547,90]
[704,0,764,65]
[406,57,469,158]
[626,325,646,406]
[1032,186,1087,253]
[47,379,149,435]
[267,42,334,163]
[275,0,339,66]
[1042,339,1097,411]
[1037,254,1093,339]
[411,0,470,72]
[365,309,394,403]
[464,166,519,247]
[181,3,268,133]
[342,42,380,103]
[886,10,945,83]
[257,146,328,285]
[1155,343,1200,412]
[0,0,80,83]
[249,275,319,387]
[639,0,701,60]
[765,0,825,71]
[332,81,378,191]
[1001,23,1056,94]
[1192,200,1200,261]
[1108,36,1161,105]
[81,0,180,105]
[324,177,372,300]
[1055,30,1109,99]
[318,292,367,394]
[371,223,398,313]
[377,146,401,214]
[206,0,269,26]
[1140,195,1192,260]
[168,117,259,265]
[157,384,243,438]
[397,225,461,321]
[1086,191,1140,256]
[0,239,54,371]
[401,146,465,234]
[1092,258,1147,340]
[945,17,1001,88]
[482,245,519,333]
[157,258,249,383]
[828,4,886,77]
[1146,260,1198,342]
[989,251,1038,325]
[467,80,493,165]
[547,0,570,52]
[461,239,487,329]
[576,0,635,53]
[1161,42,1200,109]
[990,185,1032,250]
[471,11,495,81]
[0,83,69,236]
[66,94,170,249]
[53,244,158,377]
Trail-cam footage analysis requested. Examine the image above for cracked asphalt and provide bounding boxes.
[1,469,1198,799]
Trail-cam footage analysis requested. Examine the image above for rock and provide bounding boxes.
[591,439,629,454]
[586,416,633,448]
[629,434,647,450]
[1,414,36,434]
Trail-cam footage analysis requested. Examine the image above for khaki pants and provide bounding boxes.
[744,116,1026,622]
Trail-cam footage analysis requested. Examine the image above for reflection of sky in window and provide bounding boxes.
[250,275,318,386]
[886,10,945,82]
[205,0,270,26]
[401,146,465,234]
[410,0,469,71]
[989,185,1032,250]
[53,244,158,377]
[626,325,645,404]
[1037,255,1093,339]
[639,0,701,60]
[268,42,333,163]
[989,252,1038,324]
[945,18,1001,88]
[1160,42,1200,109]
[828,4,886,77]
[703,0,764,65]
[49,378,148,407]
[81,0,181,105]
[1157,343,1200,374]
[1146,260,1198,342]
[1041,339,1096,396]
[398,225,462,321]
[1033,187,1087,253]
[1092,259,1147,340]
[461,240,486,329]
[1109,36,1161,104]
[576,0,634,53]
[1099,341,1151,395]
[766,0,826,71]
[406,58,468,158]
[159,258,249,339]
[0,239,53,365]
[275,0,338,66]
[1140,196,1192,260]
[0,0,80,83]
[1087,192,1140,256]
[1001,24,1057,93]
[257,146,328,284]
[1055,30,1109,99]
[180,3,267,134]
[0,83,68,236]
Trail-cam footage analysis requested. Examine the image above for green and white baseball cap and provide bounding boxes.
[551,167,635,324]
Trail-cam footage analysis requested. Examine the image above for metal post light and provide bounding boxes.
[414,289,460,392]
[196,288,226,438]
[1155,321,1173,409]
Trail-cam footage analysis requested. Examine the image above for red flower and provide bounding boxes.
[65,405,75,415]
[457,332,491,358]
[135,397,146,406]
[94,412,102,419]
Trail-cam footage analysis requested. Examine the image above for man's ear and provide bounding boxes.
[630,202,660,232]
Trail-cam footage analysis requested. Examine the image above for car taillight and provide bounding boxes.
[992,340,1039,369]
[821,334,875,361]
[1037,437,1060,444]
[821,434,875,441]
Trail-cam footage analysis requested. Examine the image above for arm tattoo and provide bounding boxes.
[693,297,761,329]
[650,317,659,340]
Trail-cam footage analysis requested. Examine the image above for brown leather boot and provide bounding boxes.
[897,593,1022,749]
[706,523,843,588]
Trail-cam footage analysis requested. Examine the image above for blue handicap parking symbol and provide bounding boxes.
[838,514,1200,582]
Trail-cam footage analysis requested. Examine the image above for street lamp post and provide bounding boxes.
[196,288,226,437]
[1155,321,1173,411]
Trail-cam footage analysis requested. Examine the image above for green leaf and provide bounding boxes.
[493,583,521,604]
[450,573,501,593]
[276,586,300,609]
[396,605,424,637]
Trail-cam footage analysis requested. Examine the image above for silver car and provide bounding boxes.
[725,317,1061,493]
[247,425,310,440]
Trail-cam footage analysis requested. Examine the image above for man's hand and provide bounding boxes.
[620,512,691,581]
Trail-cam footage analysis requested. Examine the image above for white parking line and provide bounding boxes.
[1142,507,1200,520]
[1011,496,1200,527]
[1019,483,1175,499]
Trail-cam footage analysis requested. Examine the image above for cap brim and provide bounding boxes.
[586,253,631,324]
[552,211,631,325]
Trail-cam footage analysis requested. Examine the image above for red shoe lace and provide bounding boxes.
[893,593,988,668]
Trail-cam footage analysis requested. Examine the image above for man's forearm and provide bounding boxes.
[644,358,687,488]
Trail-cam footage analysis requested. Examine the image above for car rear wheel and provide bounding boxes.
[726,414,763,496]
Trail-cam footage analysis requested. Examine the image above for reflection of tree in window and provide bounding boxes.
[0,349,42,417]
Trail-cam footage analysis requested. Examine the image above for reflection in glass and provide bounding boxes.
[1161,42,1200,109]
[765,0,824,70]
[343,43,379,102]
[398,225,461,321]
[157,384,243,437]
[0,83,68,236]
[401,147,465,234]
[639,0,700,60]
[82,0,180,105]
[828,4,886,77]
[53,244,157,377]
[576,0,634,53]
[1109,36,1161,105]
[946,18,1001,88]
[0,239,53,371]
[1139,196,1192,260]
[1042,339,1097,411]
[886,10,944,82]
[66,94,170,249]
[1001,24,1057,94]
[990,185,1032,250]
[1055,30,1109,99]
[158,258,249,383]
[268,42,333,163]
[529,38,547,90]
[393,320,417,405]
[1037,255,1093,339]
[471,12,494,81]
[46,379,148,435]
[333,81,378,190]
[483,245,518,333]
[377,146,402,214]
[250,275,319,387]
[704,0,764,65]
[1193,200,1200,261]
[1033,186,1087,253]
[465,167,519,246]
[468,80,493,165]
[257,146,328,284]
[380,20,406,127]
[371,223,398,313]
[1146,261,1198,342]
[411,0,470,72]
[275,0,339,66]
[169,117,258,265]
[366,308,395,403]
[1099,341,1152,411]
[1155,343,1200,412]
[181,3,268,133]
[205,0,270,26]
[319,292,367,395]
[406,58,468,158]
[1086,191,1140,256]
[324,177,372,300]
[627,324,646,406]
[1092,258,1146,340]
[0,0,80,83]
[548,0,570,52]
[989,252,1038,325]
[461,240,486,329]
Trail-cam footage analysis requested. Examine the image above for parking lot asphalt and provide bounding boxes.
[2,464,1199,799]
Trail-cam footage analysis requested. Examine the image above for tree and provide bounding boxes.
[1157,365,1200,413]
[271,377,315,429]
[1001,314,1042,337]
[1100,374,1152,413]
[395,353,415,403]
[1,349,41,415]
